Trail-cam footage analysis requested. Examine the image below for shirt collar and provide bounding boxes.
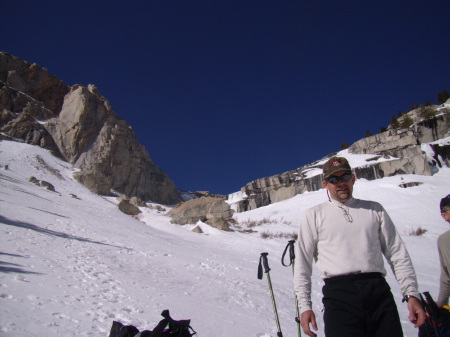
[330,197,355,206]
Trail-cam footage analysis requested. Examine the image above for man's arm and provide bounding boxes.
[378,206,425,326]
[437,233,450,306]
[378,207,420,299]
[293,211,317,314]
[294,210,320,335]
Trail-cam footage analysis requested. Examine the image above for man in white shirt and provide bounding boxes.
[437,194,450,307]
[294,157,425,337]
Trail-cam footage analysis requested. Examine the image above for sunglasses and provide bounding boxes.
[326,174,353,184]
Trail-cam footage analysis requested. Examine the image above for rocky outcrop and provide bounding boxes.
[44,84,180,204]
[349,113,450,169]
[129,197,147,207]
[429,142,450,168]
[205,217,231,231]
[0,52,69,113]
[348,114,450,155]
[414,113,450,143]
[28,176,56,192]
[232,112,450,213]
[167,196,234,227]
[117,199,142,216]
[0,81,63,157]
[0,52,181,205]
[234,165,325,212]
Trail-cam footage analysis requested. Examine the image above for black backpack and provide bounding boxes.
[418,292,450,337]
[109,310,197,337]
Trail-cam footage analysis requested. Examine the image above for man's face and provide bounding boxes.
[441,207,450,223]
[322,170,356,203]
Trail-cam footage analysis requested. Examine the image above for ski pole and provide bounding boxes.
[282,240,301,337]
[258,252,283,337]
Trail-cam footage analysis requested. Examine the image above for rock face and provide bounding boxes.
[233,112,450,213]
[0,52,181,204]
[0,52,69,113]
[0,52,65,155]
[44,84,180,204]
[167,196,234,227]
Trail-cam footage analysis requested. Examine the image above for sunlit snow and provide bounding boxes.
[0,139,449,337]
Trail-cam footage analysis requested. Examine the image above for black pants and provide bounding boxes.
[322,273,403,337]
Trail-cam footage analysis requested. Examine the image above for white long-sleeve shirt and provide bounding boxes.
[293,197,420,315]
[437,230,450,306]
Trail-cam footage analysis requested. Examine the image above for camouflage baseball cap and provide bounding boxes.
[323,157,352,179]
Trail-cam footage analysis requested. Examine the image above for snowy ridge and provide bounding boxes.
[0,139,449,337]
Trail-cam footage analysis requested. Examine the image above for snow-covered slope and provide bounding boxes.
[0,139,449,337]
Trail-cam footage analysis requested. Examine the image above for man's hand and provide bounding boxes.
[407,296,426,328]
[299,310,318,337]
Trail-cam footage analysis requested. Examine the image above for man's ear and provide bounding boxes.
[442,212,450,222]
[322,180,328,189]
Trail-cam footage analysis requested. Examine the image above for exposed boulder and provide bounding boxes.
[39,180,56,192]
[399,182,423,188]
[205,217,231,231]
[117,199,142,216]
[130,196,147,207]
[117,194,128,203]
[147,204,166,212]
[167,196,234,226]
[28,176,39,184]
[191,225,203,233]
[28,176,56,192]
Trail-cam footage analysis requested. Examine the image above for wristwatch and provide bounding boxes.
[402,295,416,303]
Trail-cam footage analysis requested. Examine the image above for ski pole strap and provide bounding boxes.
[281,240,296,267]
[258,252,270,279]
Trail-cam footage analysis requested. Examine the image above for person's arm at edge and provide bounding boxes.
[437,234,450,306]
[294,210,319,336]
[379,206,425,327]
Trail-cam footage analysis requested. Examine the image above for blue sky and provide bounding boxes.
[2,0,449,195]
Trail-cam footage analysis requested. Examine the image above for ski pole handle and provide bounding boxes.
[281,241,302,336]
[257,253,284,336]
[281,240,296,266]
[258,252,271,279]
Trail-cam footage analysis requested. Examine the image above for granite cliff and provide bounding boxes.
[0,52,181,205]
[230,108,450,212]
